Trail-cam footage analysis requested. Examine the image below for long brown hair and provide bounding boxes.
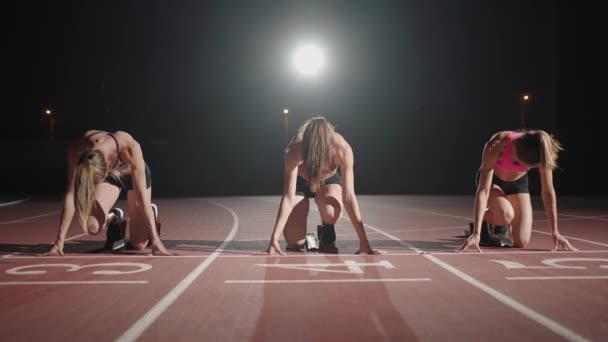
[515,130,562,171]
[74,149,108,233]
[298,116,335,192]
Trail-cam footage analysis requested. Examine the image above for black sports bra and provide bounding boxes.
[84,131,124,169]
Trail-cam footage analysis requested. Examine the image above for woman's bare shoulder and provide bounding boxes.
[113,130,134,141]
[333,133,351,151]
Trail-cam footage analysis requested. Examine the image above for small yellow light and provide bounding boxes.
[523,95,530,101]
[45,109,52,115]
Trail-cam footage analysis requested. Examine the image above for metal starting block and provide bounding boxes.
[304,233,320,252]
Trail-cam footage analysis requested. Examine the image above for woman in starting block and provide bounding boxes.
[43,130,171,256]
[264,116,384,255]
[458,129,578,253]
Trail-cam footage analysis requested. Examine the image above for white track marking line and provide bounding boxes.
[507,276,608,281]
[359,202,608,249]
[0,196,30,207]
[115,199,239,342]
[0,281,147,285]
[225,278,431,284]
[6,249,608,260]
[0,210,61,225]
[530,230,608,248]
[2,228,89,259]
[362,218,590,341]
[534,211,608,221]
[425,254,590,341]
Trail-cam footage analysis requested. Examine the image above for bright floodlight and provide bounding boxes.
[283,108,289,114]
[523,95,530,101]
[293,44,325,76]
[45,109,52,115]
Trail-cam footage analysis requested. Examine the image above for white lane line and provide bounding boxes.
[0,281,147,285]
[2,228,89,259]
[0,195,30,207]
[424,254,590,342]
[362,218,591,341]
[0,210,61,225]
[424,250,608,256]
[531,230,608,248]
[534,211,608,221]
[358,202,608,250]
[225,278,431,284]
[115,199,239,342]
[506,276,608,281]
[6,249,608,260]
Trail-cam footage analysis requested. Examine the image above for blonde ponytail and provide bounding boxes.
[74,150,108,233]
[538,130,562,171]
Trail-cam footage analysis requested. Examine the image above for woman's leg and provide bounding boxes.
[314,184,343,225]
[283,196,309,249]
[484,185,515,226]
[125,187,154,250]
[314,184,343,251]
[506,193,533,247]
[87,183,121,235]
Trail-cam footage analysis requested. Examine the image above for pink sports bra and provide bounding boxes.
[495,131,528,173]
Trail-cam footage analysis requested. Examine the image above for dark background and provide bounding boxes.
[3,0,605,197]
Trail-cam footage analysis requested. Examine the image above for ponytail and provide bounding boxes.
[74,150,107,233]
[538,130,562,171]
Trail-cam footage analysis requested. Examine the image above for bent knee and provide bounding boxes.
[514,237,530,248]
[319,202,342,224]
[86,220,101,235]
[130,241,148,251]
[284,231,305,247]
[491,207,515,225]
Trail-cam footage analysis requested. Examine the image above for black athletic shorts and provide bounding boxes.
[475,167,528,196]
[106,164,152,191]
[296,172,341,198]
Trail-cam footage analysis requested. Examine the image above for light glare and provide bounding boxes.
[293,44,325,76]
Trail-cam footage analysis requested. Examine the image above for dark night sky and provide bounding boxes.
[4,1,605,197]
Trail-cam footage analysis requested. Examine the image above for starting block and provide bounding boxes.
[108,216,162,252]
[304,233,320,252]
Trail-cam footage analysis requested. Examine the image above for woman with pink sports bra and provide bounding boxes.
[42,130,172,256]
[458,130,578,253]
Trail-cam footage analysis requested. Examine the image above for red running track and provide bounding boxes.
[1,195,607,341]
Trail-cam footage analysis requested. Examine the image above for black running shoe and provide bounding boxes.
[318,224,338,253]
[105,208,124,250]
[488,225,513,247]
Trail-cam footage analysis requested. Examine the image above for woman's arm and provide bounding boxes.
[458,135,502,253]
[122,134,171,255]
[339,141,383,254]
[43,145,79,256]
[266,147,300,255]
[539,167,577,251]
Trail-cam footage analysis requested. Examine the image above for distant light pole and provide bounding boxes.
[520,94,530,129]
[44,108,55,140]
[282,108,290,145]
